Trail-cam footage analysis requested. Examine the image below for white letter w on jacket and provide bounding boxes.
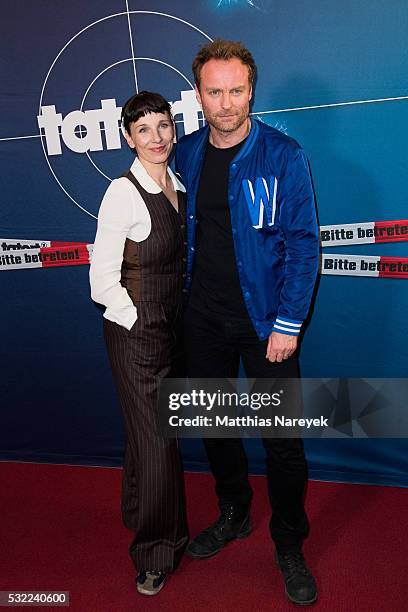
[242,176,278,229]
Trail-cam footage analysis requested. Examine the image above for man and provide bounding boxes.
[176,39,319,605]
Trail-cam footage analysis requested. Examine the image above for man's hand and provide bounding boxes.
[266,331,298,363]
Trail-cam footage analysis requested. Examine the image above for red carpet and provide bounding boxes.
[0,462,406,611]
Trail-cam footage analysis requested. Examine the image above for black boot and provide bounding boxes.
[276,551,317,605]
[186,504,251,559]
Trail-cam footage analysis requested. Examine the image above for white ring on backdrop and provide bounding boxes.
[79,58,194,183]
[38,11,212,219]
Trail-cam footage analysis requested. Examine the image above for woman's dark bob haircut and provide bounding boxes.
[121,91,172,134]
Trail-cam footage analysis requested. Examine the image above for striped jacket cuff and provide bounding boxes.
[273,317,303,336]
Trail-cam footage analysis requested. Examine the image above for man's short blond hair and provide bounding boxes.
[192,39,256,89]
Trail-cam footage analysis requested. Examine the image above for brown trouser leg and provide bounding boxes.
[103,303,189,573]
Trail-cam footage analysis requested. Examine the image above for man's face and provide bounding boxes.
[195,58,252,134]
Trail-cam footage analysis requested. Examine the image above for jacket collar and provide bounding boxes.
[233,118,259,162]
[129,156,186,193]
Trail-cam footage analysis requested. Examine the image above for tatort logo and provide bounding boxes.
[37,90,201,156]
[242,176,278,229]
[35,10,213,216]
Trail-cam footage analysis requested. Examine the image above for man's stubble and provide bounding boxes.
[202,103,250,135]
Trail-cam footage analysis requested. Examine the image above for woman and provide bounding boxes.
[90,91,189,596]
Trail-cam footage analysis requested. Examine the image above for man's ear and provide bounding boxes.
[194,83,202,107]
[249,84,253,102]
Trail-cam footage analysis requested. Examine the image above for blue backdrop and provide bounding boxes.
[1,0,407,485]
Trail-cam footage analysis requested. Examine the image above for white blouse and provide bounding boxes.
[89,157,186,330]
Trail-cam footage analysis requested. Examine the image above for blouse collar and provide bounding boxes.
[129,157,186,194]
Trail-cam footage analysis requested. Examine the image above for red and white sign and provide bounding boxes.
[321,254,408,278]
[320,219,408,246]
[0,239,93,271]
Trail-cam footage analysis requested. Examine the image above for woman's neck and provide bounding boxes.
[139,158,169,189]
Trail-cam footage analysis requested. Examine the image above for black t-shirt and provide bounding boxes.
[188,138,249,319]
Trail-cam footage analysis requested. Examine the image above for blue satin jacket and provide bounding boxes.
[175,119,319,340]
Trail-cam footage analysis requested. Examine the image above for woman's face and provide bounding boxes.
[124,111,174,165]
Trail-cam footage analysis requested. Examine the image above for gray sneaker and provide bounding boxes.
[136,571,166,596]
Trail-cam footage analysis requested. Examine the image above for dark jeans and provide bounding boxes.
[184,305,309,554]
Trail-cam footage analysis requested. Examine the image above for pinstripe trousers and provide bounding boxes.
[103,302,189,573]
